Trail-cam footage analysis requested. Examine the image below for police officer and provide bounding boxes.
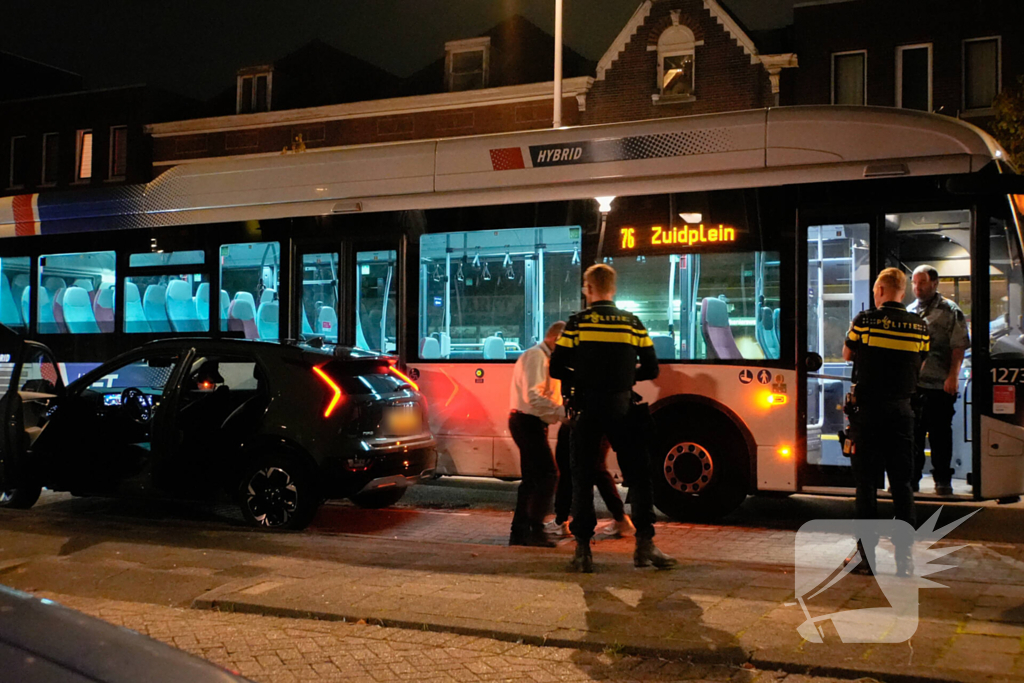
[843,267,929,577]
[550,264,676,573]
[908,265,970,496]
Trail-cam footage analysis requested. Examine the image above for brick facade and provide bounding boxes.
[582,0,775,125]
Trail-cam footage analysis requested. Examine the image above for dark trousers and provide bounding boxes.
[851,401,917,550]
[913,388,957,487]
[509,412,558,536]
[553,424,626,525]
[569,392,656,542]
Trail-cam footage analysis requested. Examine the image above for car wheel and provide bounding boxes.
[349,487,406,509]
[650,406,749,522]
[237,456,319,530]
[0,484,42,510]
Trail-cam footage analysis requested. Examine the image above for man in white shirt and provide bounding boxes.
[508,321,566,547]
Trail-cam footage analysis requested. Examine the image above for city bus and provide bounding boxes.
[1,105,1022,520]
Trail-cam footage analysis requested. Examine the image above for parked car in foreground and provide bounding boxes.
[0,335,436,529]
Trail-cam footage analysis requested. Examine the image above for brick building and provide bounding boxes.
[788,0,1023,126]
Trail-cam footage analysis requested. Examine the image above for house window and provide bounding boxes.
[832,51,867,105]
[963,37,1000,111]
[109,126,128,179]
[896,44,932,111]
[445,37,490,92]
[41,133,59,186]
[237,68,272,114]
[8,136,27,189]
[657,23,698,100]
[75,129,93,181]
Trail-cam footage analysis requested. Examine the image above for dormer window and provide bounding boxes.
[656,12,701,102]
[237,66,273,114]
[445,37,490,92]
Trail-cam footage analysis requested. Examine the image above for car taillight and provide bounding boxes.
[312,365,344,417]
[389,366,419,392]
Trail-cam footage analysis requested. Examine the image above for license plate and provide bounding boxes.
[384,405,421,435]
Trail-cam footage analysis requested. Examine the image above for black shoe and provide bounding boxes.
[509,531,556,548]
[844,540,874,576]
[935,483,954,496]
[569,540,594,573]
[634,538,677,569]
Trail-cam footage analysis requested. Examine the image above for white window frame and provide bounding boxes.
[962,36,1001,113]
[831,50,868,105]
[74,129,93,183]
[236,68,273,115]
[8,135,27,190]
[895,43,932,111]
[108,125,128,180]
[445,37,490,92]
[652,19,702,104]
[41,132,59,187]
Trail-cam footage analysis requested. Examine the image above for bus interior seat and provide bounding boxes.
[302,306,314,336]
[256,301,278,339]
[1,274,23,328]
[62,286,101,334]
[701,297,742,360]
[772,308,780,344]
[124,282,150,333]
[228,298,258,339]
[651,334,675,359]
[143,285,172,333]
[73,278,94,291]
[195,283,211,326]
[439,332,451,358]
[93,285,115,333]
[43,276,66,293]
[220,290,230,331]
[166,280,203,332]
[260,288,276,306]
[19,287,31,328]
[233,291,256,310]
[758,306,780,359]
[51,288,68,333]
[316,306,338,342]
[11,274,29,309]
[483,336,506,360]
[420,337,441,359]
[27,287,59,334]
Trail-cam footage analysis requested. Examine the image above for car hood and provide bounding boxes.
[0,585,249,683]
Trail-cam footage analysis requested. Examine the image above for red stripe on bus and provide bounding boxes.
[489,147,525,171]
[12,194,37,236]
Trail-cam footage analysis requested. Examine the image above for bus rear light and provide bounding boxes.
[312,365,344,417]
[766,393,788,405]
[390,367,419,392]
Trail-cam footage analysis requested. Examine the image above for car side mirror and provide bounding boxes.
[805,352,823,373]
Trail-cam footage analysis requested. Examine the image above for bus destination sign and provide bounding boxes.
[617,223,738,252]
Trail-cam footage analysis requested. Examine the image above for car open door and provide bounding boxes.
[0,331,63,495]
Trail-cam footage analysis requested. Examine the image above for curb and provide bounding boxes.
[190,597,974,683]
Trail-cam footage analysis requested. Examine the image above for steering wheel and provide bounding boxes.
[120,387,154,424]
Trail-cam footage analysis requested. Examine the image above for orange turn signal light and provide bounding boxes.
[778,446,792,459]
[766,393,788,405]
[312,365,343,417]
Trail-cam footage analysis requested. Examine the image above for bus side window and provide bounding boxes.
[356,250,396,354]
[37,251,115,334]
[0,256,31,332]
[220,242,280,340]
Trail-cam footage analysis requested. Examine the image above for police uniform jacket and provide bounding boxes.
[846,301,930,402]
[549,300,659,394]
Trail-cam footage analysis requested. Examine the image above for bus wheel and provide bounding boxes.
[650,408,749,522]
[0,484,42,509]
[349,487,406,509]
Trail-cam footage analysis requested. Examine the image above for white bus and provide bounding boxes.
[2,105,1022,519]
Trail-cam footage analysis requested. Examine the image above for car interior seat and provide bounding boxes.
[701,297,742,360]
[227,297,258,339]
[93,285,115,333]
[124,282,150,333]
[256,301,279,340]
[166,280,204,333]
[482,335,506,360]
[62,286,101,334]
[143,284,171,333]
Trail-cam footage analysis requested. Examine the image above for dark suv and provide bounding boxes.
[0,338,436,529]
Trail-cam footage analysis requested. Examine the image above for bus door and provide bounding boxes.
[353,247,399,356]
[295,244,342,344]
[803,220,872,487]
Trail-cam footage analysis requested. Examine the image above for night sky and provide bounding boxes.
[1,1,793,101]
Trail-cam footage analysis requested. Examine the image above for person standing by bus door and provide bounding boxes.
[550,264,675,573]
[908,265,970,496]
[843,267,930,577]
[508,321,567,547]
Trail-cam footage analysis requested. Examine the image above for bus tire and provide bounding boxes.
[349,487,406,509]
[649,406,749,522]
[0,484,42,510]
[237,455,319,530]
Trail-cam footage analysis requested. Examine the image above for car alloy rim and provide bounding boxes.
[0,490,12,504]
[664,442,714,493]
[245,466,299,526]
